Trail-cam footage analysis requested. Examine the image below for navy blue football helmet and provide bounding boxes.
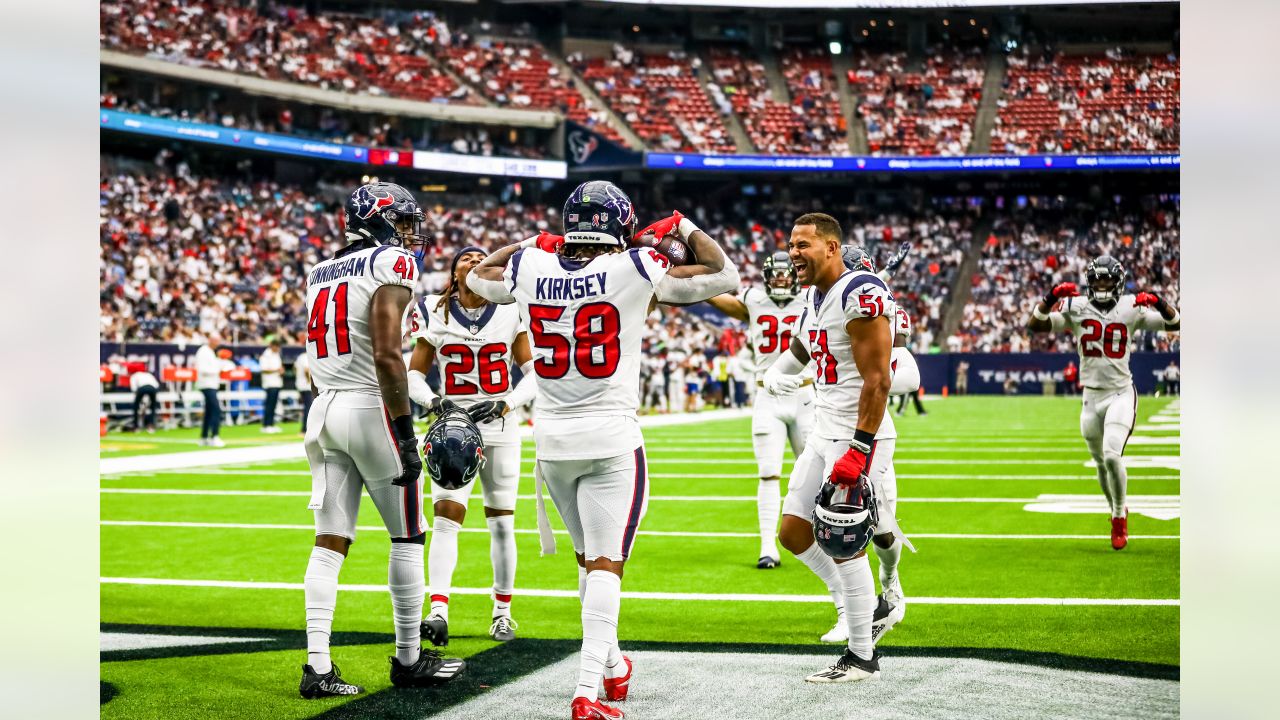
[423,407,485,491]
[561,180,637,259]
[812,479,879,560]
[763,251,799,302]
[343,182,429,253]
[1085,255,1126,307]
[841,245,877,274]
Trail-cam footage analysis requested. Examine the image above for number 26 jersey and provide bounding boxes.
[1050,294,1169,391]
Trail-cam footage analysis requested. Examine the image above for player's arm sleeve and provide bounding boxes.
[840,274,894,323]
[652,249,739,304]
[1136,304,1179,331]
[370,247,418,290]
[504,360,537,410]
[469,244,525,305]
[407,368,436,406]
[1047,297,1071,332]
[889,346,920,396]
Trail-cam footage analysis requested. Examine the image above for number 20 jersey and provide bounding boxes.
[503,246,671,460]
[404,295,524,445]
[1050,294,1169,391]
[306,244,417,394]
[743,286,811,382]
[795,270,896,442]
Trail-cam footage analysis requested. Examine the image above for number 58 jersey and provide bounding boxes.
[1050,294,1169,391]
[503,246,671,460]
[306,245,417,394]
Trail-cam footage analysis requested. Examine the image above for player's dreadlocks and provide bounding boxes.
[434,246,486,325]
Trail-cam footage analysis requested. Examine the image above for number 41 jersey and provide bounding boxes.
[1050,294,1169,391]
[306,244,417,394]
[503,246,671,460]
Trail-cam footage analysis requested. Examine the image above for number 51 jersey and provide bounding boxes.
[503,246,671,460]
[1050,294,1170,391]
[306,244,417,394]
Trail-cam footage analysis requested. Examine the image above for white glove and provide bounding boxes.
[762,365,804,396]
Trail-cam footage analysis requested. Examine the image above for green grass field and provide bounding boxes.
[100,395,1180,719]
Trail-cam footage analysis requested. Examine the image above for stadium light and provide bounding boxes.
[887,19,894,27]
[829,40,842,54]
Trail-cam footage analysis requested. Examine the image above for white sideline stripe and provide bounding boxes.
[101,471,1180,481]
[99,520,1179,541]
[105,488,1133,504]
[98,577,1178,606]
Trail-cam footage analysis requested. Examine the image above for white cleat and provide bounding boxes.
[208,437,226,448]
[805,649,880,683]
[820,615,848,643]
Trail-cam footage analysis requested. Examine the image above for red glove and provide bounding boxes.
[829,434,875,487]
[637,211,685,242]
[1042,282,1079,306]
[1134,292,1160,307]
[534,231,564,253]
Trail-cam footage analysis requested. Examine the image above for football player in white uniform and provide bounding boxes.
[298,183,464,698]
[465,181,739,720]
[404,246,538,644]
[705,251,814,569]
[1028,255,1180,550]
[760,214,894,683]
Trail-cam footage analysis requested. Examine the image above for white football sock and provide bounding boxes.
[1085,435,1114,512]
[575,570,622,701]
[388,543,424,666]
[838,556,876,660]
[428,517,461,620]
[797,542,845,614]
[487,515,517,617]
[577,565,622,667]
[304,546,344,674]
[1103,426,1129,518]
[873,537,902,594]
[756,479,782,559]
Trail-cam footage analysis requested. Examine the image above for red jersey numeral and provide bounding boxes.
[647,249,670,269]
[439,342,510,395]
[858,293,885,317]
[1080,320,1128,359]
[393,255,416,281]
[307,282,351,359]
[808,329,838,384]
[528,303,622,379]
[756,314,799,354]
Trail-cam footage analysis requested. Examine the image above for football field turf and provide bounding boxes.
[100,395,1180,719]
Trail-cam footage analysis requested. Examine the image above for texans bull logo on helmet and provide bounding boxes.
[350,185,396,220]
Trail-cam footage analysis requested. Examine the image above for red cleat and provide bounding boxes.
[572,697,624,720]
[602,655,632,701]
[1111,510,1128,550]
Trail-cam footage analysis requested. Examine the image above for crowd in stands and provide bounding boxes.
[571,46,735,154]
[849,46,986,156]
[958,197,1180,352]
[992,48,1180,155]
[100,90,548,159]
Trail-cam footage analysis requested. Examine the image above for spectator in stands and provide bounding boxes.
[130,367,159,433]
[294,349,313,434]
[195,332,225,447]
[259,339,284,434]
[1062,359,1079,395]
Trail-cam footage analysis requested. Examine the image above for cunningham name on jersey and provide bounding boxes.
[796,270,896,441]
[1051,294,1170,390]
[306,245,417,394]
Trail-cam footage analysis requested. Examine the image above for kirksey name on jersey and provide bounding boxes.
[306,245,417,394]
[405,295,525,445]
[795,271,896,441]
[1050,294,1170,390]
[743,286,811,382]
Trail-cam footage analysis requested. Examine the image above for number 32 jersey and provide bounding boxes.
[1050,294,1169,391]
[306,244,417,394]
[743,286,811,382]
[795,271,896,441]
[405,295,525,445]
[503,246,671,460]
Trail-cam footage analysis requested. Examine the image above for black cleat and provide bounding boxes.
[420,613,449,647]
[299,664,364,699]
[389,648,466,687]
[757,556,781,569]
[805,648,881,683]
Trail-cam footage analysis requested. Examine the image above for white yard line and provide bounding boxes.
[98,576,1178,606]
[102,471,1180,481]
[99,520,1178,540]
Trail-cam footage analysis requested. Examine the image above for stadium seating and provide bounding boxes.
[992,49,1180,155]
[849,46,985,156]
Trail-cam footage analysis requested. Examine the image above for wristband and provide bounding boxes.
[677,217,700,241]
[1164,310,1180,326]
[850,428,876,453]
[1041,290,1059,307]
[1032,305,1051,321]
[391,414,416,443]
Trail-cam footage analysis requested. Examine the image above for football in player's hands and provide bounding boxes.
[1134,292,1160,307]
[633,212,696,267]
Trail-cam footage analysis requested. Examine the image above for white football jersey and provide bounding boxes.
[795,270,897,441]
[894,304,912,341]
[306,244,417,394]
[406,294,525,445]
[1051,294,1171,390]
[743,286,811,381]
[504,246,670,459]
